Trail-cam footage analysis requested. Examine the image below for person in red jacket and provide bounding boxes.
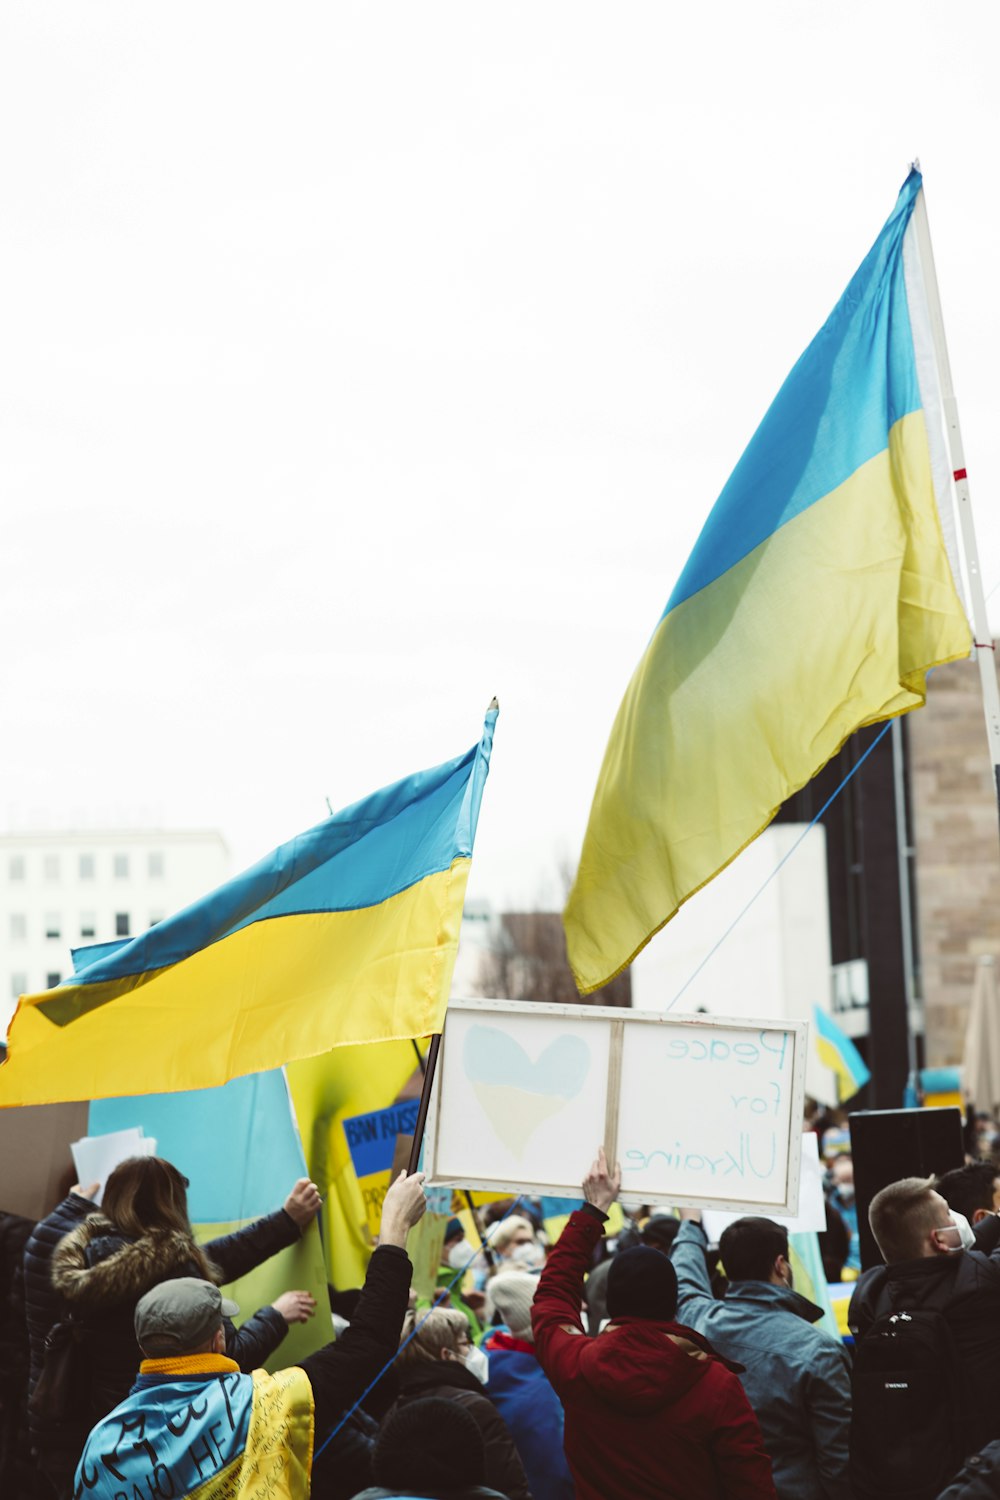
[531,1148,777,1500]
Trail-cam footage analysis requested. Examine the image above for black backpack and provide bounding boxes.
[851,1302,968,1500]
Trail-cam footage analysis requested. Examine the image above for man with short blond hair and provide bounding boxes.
[867,1175,944,1263]
[850,1172,1000,1469]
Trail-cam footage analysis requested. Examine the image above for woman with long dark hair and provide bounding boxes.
[25,1155,320,1499]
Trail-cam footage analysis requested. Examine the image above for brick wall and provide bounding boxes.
[909,650,1000,1063]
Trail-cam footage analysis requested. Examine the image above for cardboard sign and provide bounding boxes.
[426,998,806,1215]
[0,1099,88,1220]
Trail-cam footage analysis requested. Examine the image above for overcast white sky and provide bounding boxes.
[3,2,999,913]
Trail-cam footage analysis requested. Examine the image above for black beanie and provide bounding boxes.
[374,1397,485,1489]
[606,1244,678,1322]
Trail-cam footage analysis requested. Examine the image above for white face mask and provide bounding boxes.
[937,1211,976,1253]
[446,1242,473,1271]
[509,1241,545,1271]
[463,1344,489,1384]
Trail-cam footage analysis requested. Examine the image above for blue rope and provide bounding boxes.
[313,1193,525,1460]
[664,720,894,1013]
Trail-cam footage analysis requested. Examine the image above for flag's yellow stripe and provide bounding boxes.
[565,410,971,994]
[1,858,470,1106]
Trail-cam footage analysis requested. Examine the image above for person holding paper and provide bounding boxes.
[531,1148,776,1500]
[670,1211,853,1499]
[25,1156,322,1499]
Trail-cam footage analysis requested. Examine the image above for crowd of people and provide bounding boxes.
[3,1126,1000,1500]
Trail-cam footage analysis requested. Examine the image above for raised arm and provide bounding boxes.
[531,1148,620,1393]
[301,1169,426,1434]
[669,1213,716,1321]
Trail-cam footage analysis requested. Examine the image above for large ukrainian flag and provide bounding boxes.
[565,170,971,994]
[0,707,497,1104]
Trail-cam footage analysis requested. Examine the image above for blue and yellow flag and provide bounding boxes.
[0,708,497,1104]
[91,1069,332,1367]
[565,170,970,993]
[813,1005,871,1103]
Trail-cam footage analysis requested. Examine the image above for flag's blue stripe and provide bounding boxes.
[90,1069,305,1222]
[69,709,496,990]
[664,169,923,617]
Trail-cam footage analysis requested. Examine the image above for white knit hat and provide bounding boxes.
[487,1269,537,1340]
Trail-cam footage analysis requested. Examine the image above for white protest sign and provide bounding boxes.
[701,1132,826,1240]
[426,998,807,1214]
[71,1128,157,1205]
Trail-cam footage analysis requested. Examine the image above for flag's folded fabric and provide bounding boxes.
[565,169,971,994]
[0,707,497,1104]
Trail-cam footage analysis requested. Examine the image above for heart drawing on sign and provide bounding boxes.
[462,1025,591,1159]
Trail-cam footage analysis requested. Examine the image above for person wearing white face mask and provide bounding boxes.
[387,1307,531,1500]
[849,1174,1000,1494]
[491,1215,546,1272]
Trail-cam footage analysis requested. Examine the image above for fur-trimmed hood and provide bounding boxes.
[51,1215,220,1309]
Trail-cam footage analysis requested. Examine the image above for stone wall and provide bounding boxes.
[909,649,1000,1063]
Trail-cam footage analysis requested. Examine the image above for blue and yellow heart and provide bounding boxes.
[462,1025,591,1157]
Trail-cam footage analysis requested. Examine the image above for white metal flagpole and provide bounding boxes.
[910,171,1000,837]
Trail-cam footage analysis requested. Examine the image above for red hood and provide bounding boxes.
[576,1318,742,1415]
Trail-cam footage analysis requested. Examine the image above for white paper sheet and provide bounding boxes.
[70,1128,157,1205]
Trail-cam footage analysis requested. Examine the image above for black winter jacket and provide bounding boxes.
[388,1363,531,1500]
[850,1213,1000,1457]
[24,1192,300,1495]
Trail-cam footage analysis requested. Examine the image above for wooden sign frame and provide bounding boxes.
[425,997,808,1215]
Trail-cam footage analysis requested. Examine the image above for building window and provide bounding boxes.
[114,854,129,879]
[80,914,97,939]
[46,971,61,989]
[148,851,165,879]
[44,913,61,940]
[115,912,130,937]
[44,854,60,882]
[79,853,95,880]
[8,855,24,881]
[10,973,26,999]
[148,912,164,928]
[9,914,26,942]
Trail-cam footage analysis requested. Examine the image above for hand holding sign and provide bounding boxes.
[583,1148,621,1214]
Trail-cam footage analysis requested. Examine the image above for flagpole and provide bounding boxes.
[406,1032,441,1175]
[911,177,1000,839]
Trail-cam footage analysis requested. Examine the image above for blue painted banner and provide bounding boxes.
[341,1100,420,1181]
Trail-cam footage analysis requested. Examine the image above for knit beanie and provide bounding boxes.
[486,1269,537,1340]
[606,1244,678,1322]
[373,1397,485,1489]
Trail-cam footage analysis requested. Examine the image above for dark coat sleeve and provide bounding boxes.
[202,1207,301,1283]
[23,1193,95,1391]
[224,1304,288,1371]
[458,1391,532,1500]
[300,1243,413,1438]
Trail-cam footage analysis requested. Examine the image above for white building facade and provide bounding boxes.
[0,830,230,1029]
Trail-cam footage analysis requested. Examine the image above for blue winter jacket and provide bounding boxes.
[670,1220,853,1500]
[484,1332,574,1500]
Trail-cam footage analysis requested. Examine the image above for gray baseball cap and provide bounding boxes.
[134,1277,239,1356]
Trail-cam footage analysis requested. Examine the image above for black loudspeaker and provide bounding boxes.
[849,1107,965,1271]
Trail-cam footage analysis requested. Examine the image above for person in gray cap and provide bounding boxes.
[72,1169,428,1500]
